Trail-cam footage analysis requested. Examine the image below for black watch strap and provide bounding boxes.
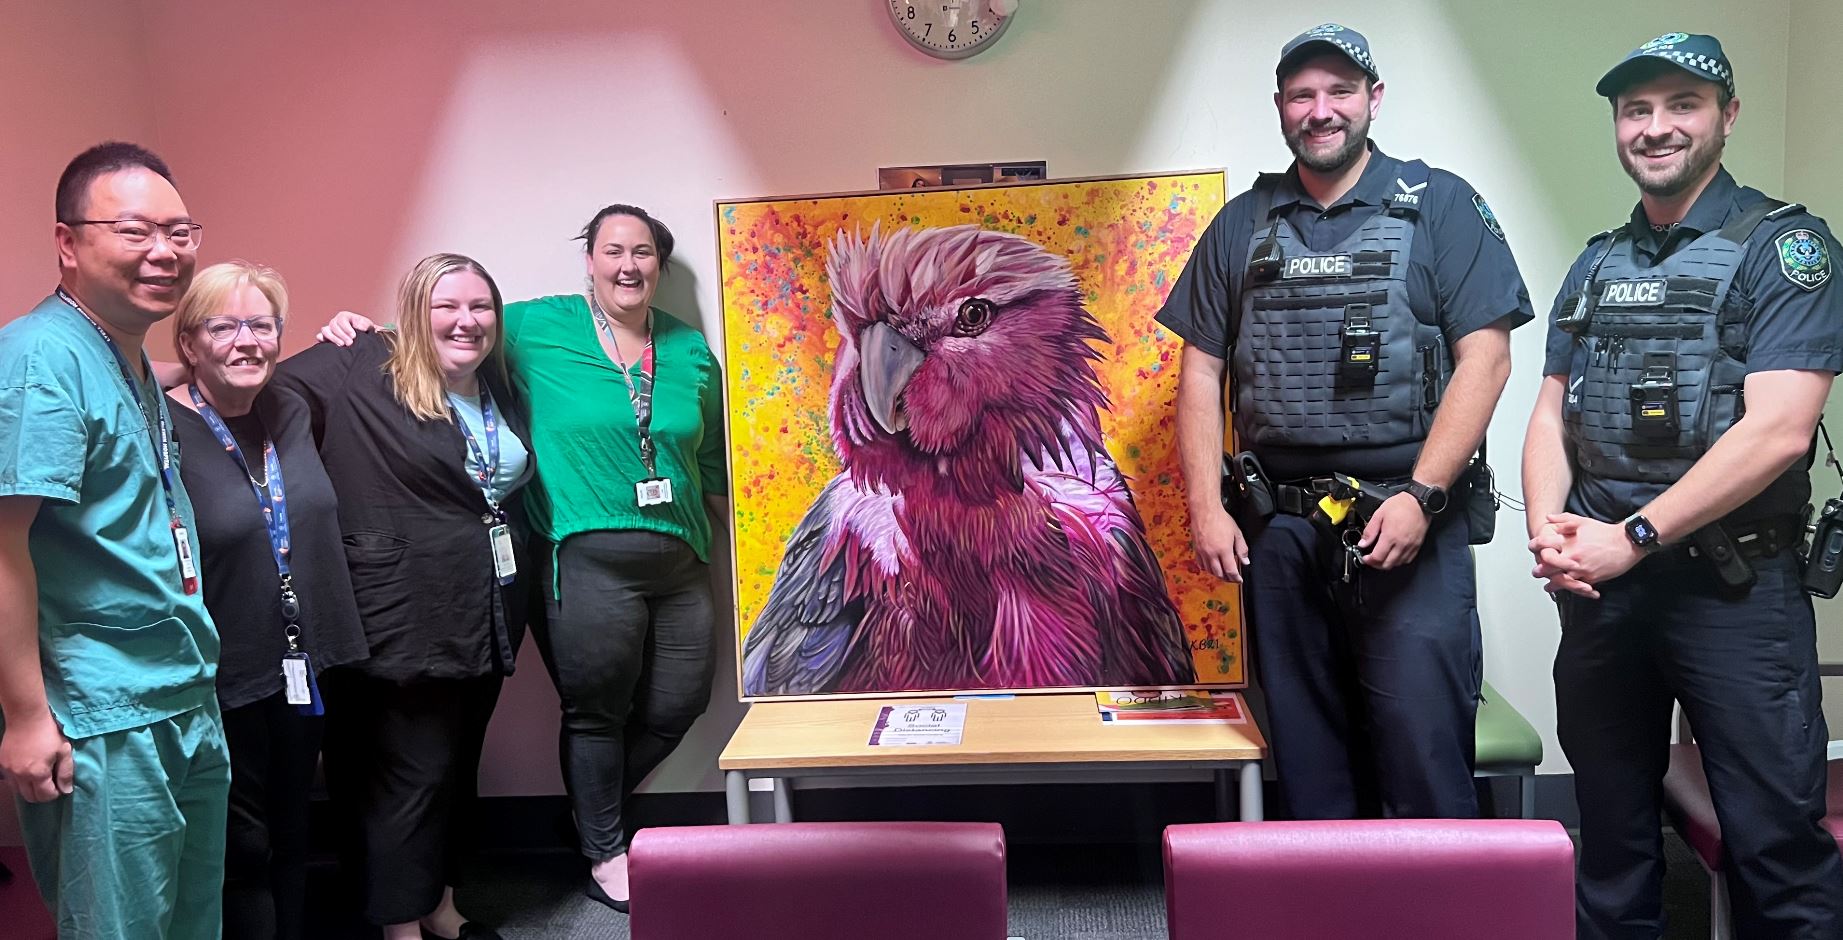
[1406,480,1447,516]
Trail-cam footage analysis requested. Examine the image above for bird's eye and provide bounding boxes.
[954,298,995,336]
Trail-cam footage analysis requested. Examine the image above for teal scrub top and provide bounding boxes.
[0,294,218,739]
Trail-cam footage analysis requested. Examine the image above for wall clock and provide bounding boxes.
[887,0,1017,60]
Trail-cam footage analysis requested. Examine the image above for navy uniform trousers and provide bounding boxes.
[1557,550,1843,940]
[1247,511,1482,819]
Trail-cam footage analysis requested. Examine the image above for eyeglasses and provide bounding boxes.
[201,315,282,342]
[69,219,203,252]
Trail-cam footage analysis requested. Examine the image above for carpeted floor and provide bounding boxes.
[294,834,1714,939]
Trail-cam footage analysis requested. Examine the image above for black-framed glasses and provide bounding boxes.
[68,219,203,252]
[201,315,282,343]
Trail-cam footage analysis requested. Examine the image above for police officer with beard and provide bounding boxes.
[1524,33,1843,939]
[1158,24,1532,820]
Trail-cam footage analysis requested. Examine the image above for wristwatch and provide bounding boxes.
[1624,513,1663,553]
[1404,480,1448,516]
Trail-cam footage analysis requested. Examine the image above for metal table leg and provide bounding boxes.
[772,777,795,823]
[725,770,751,824]
[1214,768,1234,821]
[1239,761,1264,821]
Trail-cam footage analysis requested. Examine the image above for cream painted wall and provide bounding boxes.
[0,0,160,848]
[0,1,1811,826]
[1786,0,1843,737]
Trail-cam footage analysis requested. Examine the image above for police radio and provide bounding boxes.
[1800,419,1843,598]
[1803,499,1843,599]
[1556,234,1619,334]
[1554,286,1594,334]
[1246,223,1284,283]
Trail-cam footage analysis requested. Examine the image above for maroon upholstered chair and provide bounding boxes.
[0,847,57,940]
[628,822,1008,939]
[1164,819,1574,940]
[1661,743,1843,939]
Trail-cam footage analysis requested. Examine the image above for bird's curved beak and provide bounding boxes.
[859,322,924,435]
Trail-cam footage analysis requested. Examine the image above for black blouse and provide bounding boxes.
[271,333,532,682]
[171,385,368,710]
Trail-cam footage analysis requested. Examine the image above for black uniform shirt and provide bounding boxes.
[1157,142,1535,478]
[1542,166,1843,523]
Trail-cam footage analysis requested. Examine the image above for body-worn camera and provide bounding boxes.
[1803,498,1843,598]
[1629,354,1679,440]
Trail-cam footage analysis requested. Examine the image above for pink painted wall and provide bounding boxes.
[0,1,158,324]
[0,0,162,848]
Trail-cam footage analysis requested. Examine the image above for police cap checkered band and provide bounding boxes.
[1596,32,1736,99]
[1278,23,1379,82]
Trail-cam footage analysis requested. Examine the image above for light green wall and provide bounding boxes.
[1787,0,1843,737]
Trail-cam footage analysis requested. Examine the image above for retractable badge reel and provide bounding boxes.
[277,580,323,715]
[636,436,673,506]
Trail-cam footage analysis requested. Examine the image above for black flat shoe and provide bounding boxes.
[421,923,504,940]
[585,875,630,914]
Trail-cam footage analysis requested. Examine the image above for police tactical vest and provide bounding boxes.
[1561,200,1798,483]
[1231,161,1450,451]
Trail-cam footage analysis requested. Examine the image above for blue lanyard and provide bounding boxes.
[186,386,300,627]
[451,384,502,514]
[186,386,289,573]
[56,288,191,574]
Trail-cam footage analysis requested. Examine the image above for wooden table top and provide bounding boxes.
[718,693,1267,770]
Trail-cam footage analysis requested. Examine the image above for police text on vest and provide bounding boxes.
[1598,278,1667,307]
[1282,254,1353,279]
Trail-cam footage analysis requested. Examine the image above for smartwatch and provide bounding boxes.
[1624,513,1663,553]
[1405,480,1448,516]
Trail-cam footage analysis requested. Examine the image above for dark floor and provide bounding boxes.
[304,832,1715,939]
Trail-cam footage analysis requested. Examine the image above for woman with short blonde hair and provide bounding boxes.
[171,258,289,339]
[167,259,368,940]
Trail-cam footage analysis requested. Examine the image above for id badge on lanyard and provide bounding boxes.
[63,289,198,593]
[489,522,517,583]
[453,387,518,585]
[173,521,199,589]
[637,477,674,507]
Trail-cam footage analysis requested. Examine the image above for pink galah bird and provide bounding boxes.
[741,223,1194,695]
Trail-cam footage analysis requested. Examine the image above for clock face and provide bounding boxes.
[888,0,1014,60]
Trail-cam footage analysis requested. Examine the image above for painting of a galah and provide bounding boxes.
[719,172,1240,698]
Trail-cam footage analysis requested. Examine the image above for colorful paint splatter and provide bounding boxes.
[719,172,1241,696]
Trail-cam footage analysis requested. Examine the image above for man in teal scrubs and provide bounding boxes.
[0,142,226,938]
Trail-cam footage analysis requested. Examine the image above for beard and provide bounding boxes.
[1619,129,1725,198]
[1285,110,1371,174]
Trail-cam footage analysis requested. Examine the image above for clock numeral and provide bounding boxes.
[906,4,916,18]
[923,22,931,37]
[947,29,956,42]
[971,20,980,33]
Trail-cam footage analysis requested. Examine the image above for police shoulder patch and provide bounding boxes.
[1473,193,1505,242]
[1776,228,1832,292]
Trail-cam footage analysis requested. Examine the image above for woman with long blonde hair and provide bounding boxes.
[275,253,531,940]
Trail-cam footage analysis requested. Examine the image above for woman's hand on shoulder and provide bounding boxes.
[315,311,381,347]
